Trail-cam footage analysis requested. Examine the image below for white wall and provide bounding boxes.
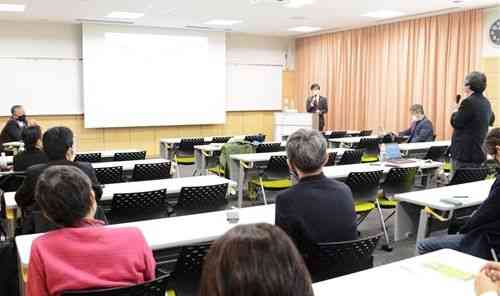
[483,6,500,58]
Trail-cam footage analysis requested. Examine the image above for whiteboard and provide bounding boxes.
[0,58,83,116]
[226,64,283,111]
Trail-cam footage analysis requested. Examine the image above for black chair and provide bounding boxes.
[113,151,146,162]
[357,138,381,162]
[132,162,172,181]
[173,183,228,216]
[252,155,292,204]
[211,136,231,144]
[74,153,102,163]
[424,146,448,162]
[448,168,489,186]
[378,167,418,223]
[325,152,337,166]
[62,275,171,296]
[306,233,382,282]
[95,166,123,184]
[175,138,205,167]
[171,243,212,296]
[359,130,373,136]
[109,189,169,224]
[337,150,364,165]
[328,131,348,139]
[255,143,284,153]
[0,172,25,192]
[244,134,266,143]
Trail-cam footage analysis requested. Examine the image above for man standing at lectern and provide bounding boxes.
[306,83,328,131]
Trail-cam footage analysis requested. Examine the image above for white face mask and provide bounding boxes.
[412,115,419,122]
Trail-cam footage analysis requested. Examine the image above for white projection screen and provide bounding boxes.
[82,24,226,128]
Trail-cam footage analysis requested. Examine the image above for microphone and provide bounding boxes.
[456,94,461,104]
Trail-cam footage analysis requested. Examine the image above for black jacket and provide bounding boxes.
[13,148,48,171]
[399,117,435,143]
[0,118,25,146]
[450,93,493,164]
[275,173,357,253]
[15,160,103,209]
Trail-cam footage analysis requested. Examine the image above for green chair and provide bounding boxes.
[378,167,417,222]
[250,155,292,204]
[174,138,205,176]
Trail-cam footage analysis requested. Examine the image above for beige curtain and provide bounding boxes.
[295,9,483,139]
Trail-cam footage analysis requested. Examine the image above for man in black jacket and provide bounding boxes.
[306,84,328,131]
[450,71,493,169]
[0,105,28,150]
[15,126,105,233]
[275,128,357,255]
[417,128,500,259]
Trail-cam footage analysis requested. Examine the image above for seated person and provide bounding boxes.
[0,105,28,146]
[476,261,500,296]
[27,166,155,296]
[200,223,313,296]
[275,128,357,254]
[399,104,434,143]
[13,125,48,171]
[15,126,105,233]
[417,128,500,258]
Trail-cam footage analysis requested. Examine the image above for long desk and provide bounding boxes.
[400,140,451,158]
[91,158,169,171]
[3,175,235,238]
[159,136,247,159]
[328,136,379,147]
[230,148,350,207]
[313,249,484,296]
[78,149,143,161]
[394,179,494,248]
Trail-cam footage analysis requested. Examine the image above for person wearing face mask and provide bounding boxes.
[417,128,500,258]
[450,71,493,170]
[306,84,328,131]
[0,105,29,149]
[398,104,434,143]
[275,129,357,256]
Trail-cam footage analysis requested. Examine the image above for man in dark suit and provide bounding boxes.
[450,71,493,170]
[306,84,328,131]
[417,128,500,260]
[15,126,105,233]
[399,104,434,143]
[275,128,357,255]
[0,105,28,150]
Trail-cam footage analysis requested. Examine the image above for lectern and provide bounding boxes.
[273,112,319,142]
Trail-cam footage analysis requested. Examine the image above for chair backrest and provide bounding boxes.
[211,136,231,144]
[74,153,102,163]
[171,243,212,296]
[244,134,266,143]
[448,168,489,186]
[337,150,364,165]
[263,155,290,179]
[0,172,25,192]
[175,183,228,215]
[110,189,168,223]
[359,130,373,137]
[113,151,146,162]
[95,166,123,184]
[345,170,383,201]
[424,146,448,162]
[326,152,337,166]
[256,143,284,153]
[178,138,205,155]
[132,162,171,181]
[306,234,382,282]
[357,138,381,155]
[329,131,348,139]
[382,167,417,197]
[62,275,171,296]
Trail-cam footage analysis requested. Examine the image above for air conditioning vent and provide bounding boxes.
[76,18,135,25]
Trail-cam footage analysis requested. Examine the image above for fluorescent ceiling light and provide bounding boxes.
[288,26,322,33]
[106,11,144,19]
[204,19,243,26]
[0,3,25,12]
[361,10,406,19]
[285,0,314,8]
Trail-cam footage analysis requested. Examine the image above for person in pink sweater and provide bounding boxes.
[26,165,156,296]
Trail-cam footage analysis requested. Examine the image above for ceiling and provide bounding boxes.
[0,0,499,36]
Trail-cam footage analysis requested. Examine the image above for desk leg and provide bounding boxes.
[394,202,421,242]
[160,143,166,159]
[5,208,16,238]
[194,150,204,176]
[237,164,245,208]
[415,209,430,255]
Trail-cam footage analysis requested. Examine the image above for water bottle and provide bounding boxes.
[0,152,7,168]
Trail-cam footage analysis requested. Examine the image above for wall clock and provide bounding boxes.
[490,19,500,47]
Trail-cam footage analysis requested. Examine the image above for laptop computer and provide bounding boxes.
[384,143,417,165]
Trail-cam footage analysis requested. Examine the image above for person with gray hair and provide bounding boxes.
[398,104,434,143]
[450,71,494,169]
[275,128,357,254]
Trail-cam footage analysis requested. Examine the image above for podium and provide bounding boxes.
[273,112,319,142]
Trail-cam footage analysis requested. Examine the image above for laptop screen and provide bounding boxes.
[385,143,402,160]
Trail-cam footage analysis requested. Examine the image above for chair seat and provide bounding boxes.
[377,197,398,208]
[361,155,379,163]
[250,177,292,189]
[355,201,375,213]
[208,166,225,175]
[443,161,452,172]
[176,156,195,165]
